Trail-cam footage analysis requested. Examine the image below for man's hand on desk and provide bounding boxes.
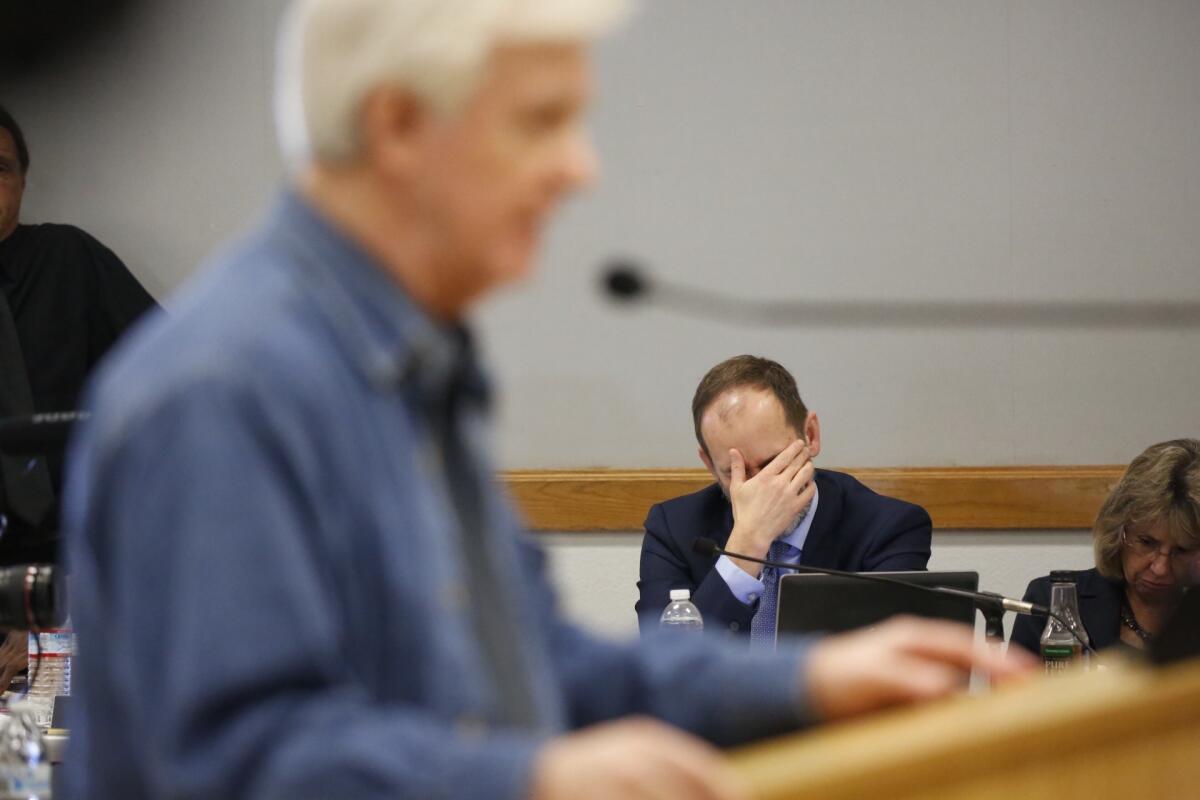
[531,717,749,800]
[806,616,1038,720]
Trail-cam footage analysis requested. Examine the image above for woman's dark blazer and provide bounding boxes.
[1009,567,1123,654]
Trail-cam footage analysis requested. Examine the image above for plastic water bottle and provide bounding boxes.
[0,701,51,798]
[659,589,704,632]
[26,628,73,730]
[1039,571,1090,674]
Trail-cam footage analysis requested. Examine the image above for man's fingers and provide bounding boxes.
[779,443,811,484]
[791,475,816,511]
[888,618,979,662]
[729,449,746,487]
[807,616,1038,721]
[534,718,749,800]
[764,439,806,476]
[884,618,994,672]
[886,617,1037,681]
[647,728,748,800]
[894,653,972,698]
[787,458,815,496]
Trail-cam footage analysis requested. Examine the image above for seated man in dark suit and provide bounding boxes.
[637,355,933,639]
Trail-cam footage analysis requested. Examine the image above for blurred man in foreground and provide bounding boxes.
[65,1,1032,798]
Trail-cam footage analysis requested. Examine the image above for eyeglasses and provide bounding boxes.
[1121,526,1200,564]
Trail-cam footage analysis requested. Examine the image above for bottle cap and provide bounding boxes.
[1049,570,1078,583]
[669,589,691,601]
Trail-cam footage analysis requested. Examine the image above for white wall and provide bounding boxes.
[2,0,289,299]
[480,0,1200,470]
[4,2,1198,637]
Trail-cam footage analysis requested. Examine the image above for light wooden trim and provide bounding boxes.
[729,657,1200,800]
[501,465,1126,531]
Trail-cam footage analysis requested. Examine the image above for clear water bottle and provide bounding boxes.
[26,628,73,730]
[659,589,704,632]
[0,701,51,798]
[1039,571,1090,674]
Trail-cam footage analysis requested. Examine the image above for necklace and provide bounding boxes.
[1120,598,1154,642]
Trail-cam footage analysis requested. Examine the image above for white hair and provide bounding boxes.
[275,0,630,172]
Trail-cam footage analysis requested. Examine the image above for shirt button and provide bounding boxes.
[729,622,740,631]
[748,593,758,602]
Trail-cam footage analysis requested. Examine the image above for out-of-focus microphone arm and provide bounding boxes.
[598,259,1200,329]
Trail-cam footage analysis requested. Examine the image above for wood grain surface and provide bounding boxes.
[502,466,1126,531]
[729,657,1200,800]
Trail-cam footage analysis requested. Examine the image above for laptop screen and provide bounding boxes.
[775,571,980,638]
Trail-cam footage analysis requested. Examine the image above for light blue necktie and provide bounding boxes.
[750,539,798,646]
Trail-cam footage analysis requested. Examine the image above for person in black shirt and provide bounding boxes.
[1,103,157,683]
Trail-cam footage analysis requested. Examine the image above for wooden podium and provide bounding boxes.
[729,657,1200,800]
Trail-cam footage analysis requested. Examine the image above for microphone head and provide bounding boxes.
[600,259,651,302]
[692,538,719,558]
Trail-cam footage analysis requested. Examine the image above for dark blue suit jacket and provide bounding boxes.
[636,469,933,636]
[1008,568,1123,654]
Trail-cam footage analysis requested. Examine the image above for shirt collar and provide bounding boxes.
[779,484,820,555]
[269,190,489,407]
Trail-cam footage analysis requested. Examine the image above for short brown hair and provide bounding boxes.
[691,355,808,456]
[1093,439,1200,580]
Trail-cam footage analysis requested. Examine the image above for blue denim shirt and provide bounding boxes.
[64,191,812,799]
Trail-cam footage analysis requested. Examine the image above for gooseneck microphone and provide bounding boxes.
[598,259,1200,329]
[693,537,1096,655]
[693,537,1045,616]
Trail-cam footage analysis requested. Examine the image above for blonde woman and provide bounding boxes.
[1011,439,1200,654]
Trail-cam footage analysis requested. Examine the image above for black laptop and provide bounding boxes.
[775,571,980,639]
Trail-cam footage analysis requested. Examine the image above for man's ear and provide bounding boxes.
[359,86,430,177]
[805,412,822,458]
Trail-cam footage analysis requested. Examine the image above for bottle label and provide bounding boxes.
[27,631,73,657]
[1041,644,1078,673]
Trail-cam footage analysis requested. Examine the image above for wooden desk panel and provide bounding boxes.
[730,658,1200,800]
[504,465,1125,531]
